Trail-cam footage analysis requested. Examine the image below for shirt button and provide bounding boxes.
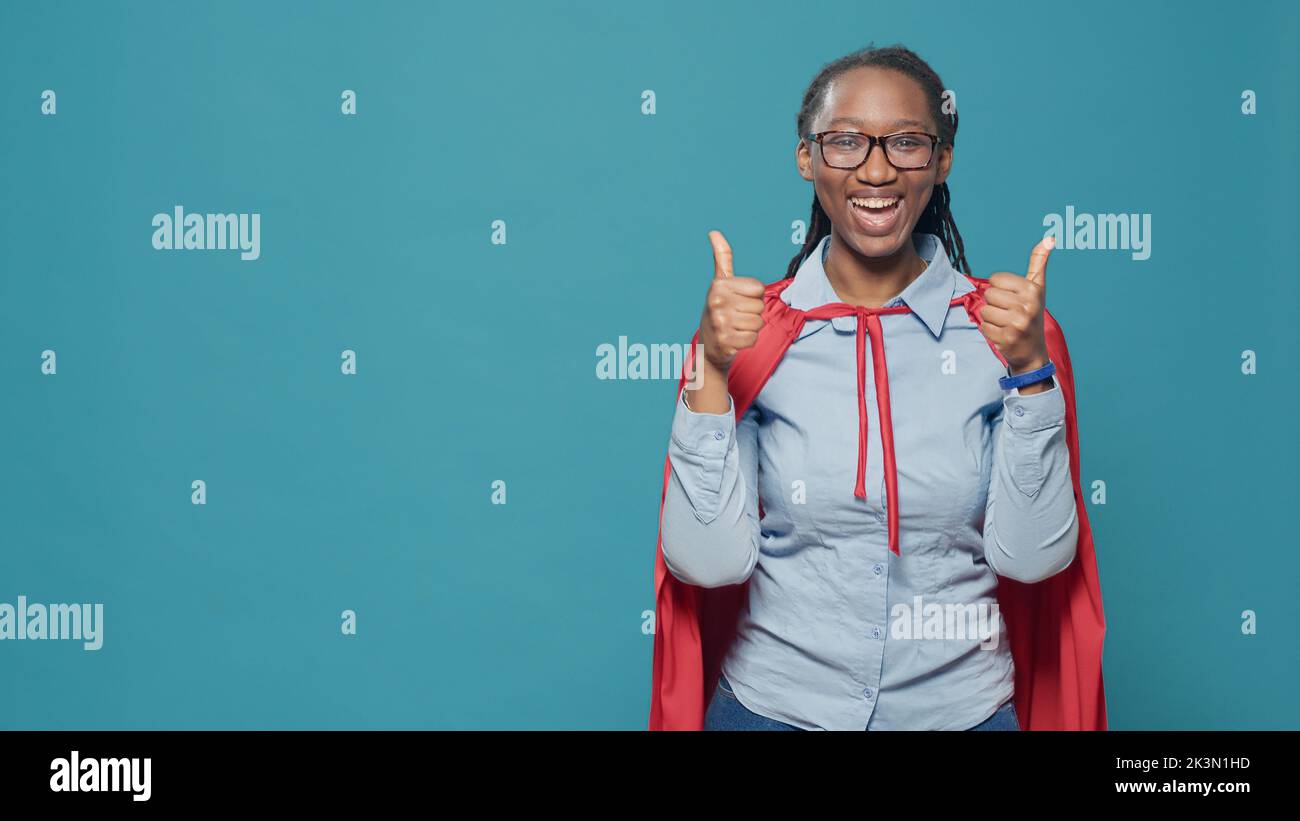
[862,687,875,699]
[712,430,725,440]
[1014,406,1025,417]
[873,564,883,576]
[871,626,882,639]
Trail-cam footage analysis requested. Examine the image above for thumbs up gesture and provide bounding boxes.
[976,235,1054,377]
[699,230,768,373]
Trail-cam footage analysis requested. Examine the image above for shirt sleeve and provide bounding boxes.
[982,379,1079,583]
[660,391,761,588]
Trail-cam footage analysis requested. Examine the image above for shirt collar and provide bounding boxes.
[780,232,972,339]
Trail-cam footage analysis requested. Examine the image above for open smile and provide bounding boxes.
[848,195,904,234]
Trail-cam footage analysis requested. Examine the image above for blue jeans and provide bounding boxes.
[703,674,1020,730]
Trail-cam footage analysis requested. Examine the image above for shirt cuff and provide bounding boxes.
[671,391,736,455]
[1003,381,1066,434]
[668,391,738,523]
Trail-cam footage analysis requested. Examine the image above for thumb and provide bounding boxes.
[1026,235,1054,289]
[709,230,734,279]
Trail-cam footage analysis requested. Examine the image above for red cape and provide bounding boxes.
[649,274,1107,730]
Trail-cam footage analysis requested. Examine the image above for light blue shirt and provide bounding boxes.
[661,232,1079,730]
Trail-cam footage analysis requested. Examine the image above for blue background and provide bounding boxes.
[0,0,1296,729]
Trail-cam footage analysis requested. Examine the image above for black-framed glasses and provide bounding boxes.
[804,131,942,170]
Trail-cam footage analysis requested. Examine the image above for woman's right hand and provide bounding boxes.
[683,231,767,415]
[699,230,767,372]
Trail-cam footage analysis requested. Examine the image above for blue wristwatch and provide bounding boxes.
[999,359,1056,391]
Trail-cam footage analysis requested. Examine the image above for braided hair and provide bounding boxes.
[786,44,970,278]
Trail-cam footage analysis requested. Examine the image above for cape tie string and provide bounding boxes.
[800,303,903,555]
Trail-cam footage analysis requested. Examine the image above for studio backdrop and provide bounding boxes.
[0,0,1295,729]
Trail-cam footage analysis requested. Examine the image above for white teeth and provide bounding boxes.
[850,196,899,209]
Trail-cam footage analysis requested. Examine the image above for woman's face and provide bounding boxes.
[796,66,953,260]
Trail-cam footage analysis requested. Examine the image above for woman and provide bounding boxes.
[652,45,1098,731]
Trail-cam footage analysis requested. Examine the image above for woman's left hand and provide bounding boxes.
[977,235,1054,374]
